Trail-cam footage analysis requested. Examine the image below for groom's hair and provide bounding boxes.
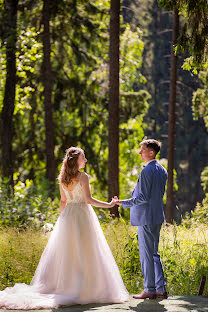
[140,139,161,155]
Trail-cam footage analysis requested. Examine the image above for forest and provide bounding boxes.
[0,0,208,297]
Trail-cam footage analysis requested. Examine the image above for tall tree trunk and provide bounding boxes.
[28,87,37,180]
[1,0,18,187]
[42,0,55,190]
[166,9,179,223]
[108,0,120,217]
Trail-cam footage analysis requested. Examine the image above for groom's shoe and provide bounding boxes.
[133,291,156,300]
[156,291,168,299]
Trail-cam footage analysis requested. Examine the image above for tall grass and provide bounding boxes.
[160,224,208,295]
[0,228,47,288]
[0,222,208,295]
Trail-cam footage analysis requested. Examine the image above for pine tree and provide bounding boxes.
[108,0,120,217]
[1,0,19,187]
[166,8,179,223]
[42,0,55,190]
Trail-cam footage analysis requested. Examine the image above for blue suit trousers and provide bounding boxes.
[137,224,166,294]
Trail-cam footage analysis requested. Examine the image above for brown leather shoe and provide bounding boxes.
[133,291,156,299]
[156,291,168,299]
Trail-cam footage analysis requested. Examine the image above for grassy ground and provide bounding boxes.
[0,222,208,295]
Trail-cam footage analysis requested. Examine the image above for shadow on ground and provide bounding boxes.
[129,298,168,312]
[54,296,208,312]
[1,295,208,312]
[164,295,208,311]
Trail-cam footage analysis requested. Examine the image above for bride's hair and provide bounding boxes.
[58,146,84,185]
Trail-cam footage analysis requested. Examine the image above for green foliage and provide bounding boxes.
[0,0,206,225]
[158,158,178,205]
[182,166,208,227]
[157,0,177,10]
[0,180,59,228]
[177,2,208,216]
[120,90,150,121]
[131,0,208,217]
[0,0,150,203]
[201,166,208,194]
[120,24,146,91]
[159,0,208,64]
[181,56,200,74]
[179,0,208,64]
[15,27,42,114]
[192,70,208,129]
[182,198,208,228]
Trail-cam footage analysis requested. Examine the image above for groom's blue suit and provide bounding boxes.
[122,159,167,294]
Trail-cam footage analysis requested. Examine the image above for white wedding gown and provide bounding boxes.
[0,182,129,309]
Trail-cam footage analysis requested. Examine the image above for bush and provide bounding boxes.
[182,197,208,227]
[182,165,208,227]
[0,180,59,228]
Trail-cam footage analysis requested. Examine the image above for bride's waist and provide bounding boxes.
[65,201,87,208]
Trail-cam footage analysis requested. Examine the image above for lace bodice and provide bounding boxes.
[61,182,85,204]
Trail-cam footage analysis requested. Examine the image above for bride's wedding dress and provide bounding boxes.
[0,181,129,309]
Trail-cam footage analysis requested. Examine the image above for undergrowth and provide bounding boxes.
[0,221,207,295]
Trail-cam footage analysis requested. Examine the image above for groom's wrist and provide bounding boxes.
[121,199,131,208]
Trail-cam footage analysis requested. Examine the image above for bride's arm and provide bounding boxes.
[81,173,116,208]
[59,184,67,213]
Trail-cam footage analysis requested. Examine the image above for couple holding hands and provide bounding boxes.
[0,139,167,309]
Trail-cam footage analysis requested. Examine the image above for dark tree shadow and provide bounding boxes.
[51,300,168,312]
[129,299,168,312]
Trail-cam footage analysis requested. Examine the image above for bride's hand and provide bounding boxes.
[109,198,117,207]
[109,197,121,207]
[113,196,122,206]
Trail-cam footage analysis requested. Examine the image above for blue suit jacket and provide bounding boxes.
[122,160,167,226]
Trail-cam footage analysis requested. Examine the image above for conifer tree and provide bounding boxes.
[108,0,120,217]
[42,0,55,190]
[1,0,19,187]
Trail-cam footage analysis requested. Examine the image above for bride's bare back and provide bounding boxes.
[59,171,116,212]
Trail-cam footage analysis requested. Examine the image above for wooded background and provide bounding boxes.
[0,0,208,223]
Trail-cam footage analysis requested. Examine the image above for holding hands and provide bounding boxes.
[109,196,122,207]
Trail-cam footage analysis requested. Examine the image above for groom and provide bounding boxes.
[116,139,167,299]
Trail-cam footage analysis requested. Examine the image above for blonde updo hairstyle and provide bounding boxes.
[58,146,84,186]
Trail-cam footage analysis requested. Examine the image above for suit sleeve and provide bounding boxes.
[121,169,152,208]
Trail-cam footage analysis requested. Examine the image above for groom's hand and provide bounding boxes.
[116,200,122,206]
[113,196,122,206]
[110,197,120,207]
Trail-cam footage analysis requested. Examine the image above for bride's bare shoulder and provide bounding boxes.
[79,172,89,184]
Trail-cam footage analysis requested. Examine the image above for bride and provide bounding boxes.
[0,147,129,309]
